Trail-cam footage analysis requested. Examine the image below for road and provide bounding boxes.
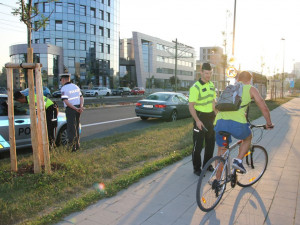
[80,105,162,141]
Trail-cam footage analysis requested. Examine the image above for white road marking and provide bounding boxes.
[81,117,139,128]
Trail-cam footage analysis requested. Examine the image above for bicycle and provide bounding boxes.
[196,123,269,212]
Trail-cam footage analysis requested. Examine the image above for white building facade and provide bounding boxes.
[120,32,195,91]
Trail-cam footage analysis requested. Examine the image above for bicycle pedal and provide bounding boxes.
[236,169,246,174]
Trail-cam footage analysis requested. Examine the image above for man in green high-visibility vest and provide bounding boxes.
[14,91,58,147]
[189,63,217,176]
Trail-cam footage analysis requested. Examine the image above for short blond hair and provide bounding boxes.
[238,71,252,82]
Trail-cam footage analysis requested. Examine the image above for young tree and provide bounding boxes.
[12,0,55,174]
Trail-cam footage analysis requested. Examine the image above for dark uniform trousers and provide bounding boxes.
[66,105,81,149]
[46,104,58,146]
[192,111,215,171]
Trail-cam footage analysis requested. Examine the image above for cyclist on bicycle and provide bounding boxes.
[214,71,274,173]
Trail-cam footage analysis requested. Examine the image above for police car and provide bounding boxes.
[0,94,68,152]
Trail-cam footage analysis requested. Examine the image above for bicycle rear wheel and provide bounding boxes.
[196,156,227,212]
[237,145,268,187]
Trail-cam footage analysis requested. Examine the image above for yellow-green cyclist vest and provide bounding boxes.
[27,95,54,109]
[191,81,215,113]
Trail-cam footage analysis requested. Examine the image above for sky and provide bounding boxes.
[1,0,300,75]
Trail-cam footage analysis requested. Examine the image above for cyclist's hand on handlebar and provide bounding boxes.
[265,123,274,129]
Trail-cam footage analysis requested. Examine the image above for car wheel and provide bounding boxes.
[106,92,110,96]
[95,93,98,97]
[168,110,177,122]
[56,125,68,146]
[46,93,51,97]
[140,116,149,120]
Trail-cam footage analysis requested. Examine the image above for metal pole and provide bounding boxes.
[175,38,178,92]
[281,38,285,98]
[232,0,237,56]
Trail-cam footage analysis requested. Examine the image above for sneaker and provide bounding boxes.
[194,169,202,176]
[207,165,214,172]
[232,159,246,173]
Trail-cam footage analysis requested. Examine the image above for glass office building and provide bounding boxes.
[32,0,120,88]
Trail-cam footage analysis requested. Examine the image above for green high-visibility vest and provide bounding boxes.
[27,95,53,109]
[189,81,216,112]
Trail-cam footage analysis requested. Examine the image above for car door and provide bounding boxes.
[175,94,190,118]
[0,98,31,151]
[13,101,32,147]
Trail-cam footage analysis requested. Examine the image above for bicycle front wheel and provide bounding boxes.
[237,145,268,187]
[196,156,227,212]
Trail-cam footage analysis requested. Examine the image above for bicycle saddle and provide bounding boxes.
[218,131,231,137]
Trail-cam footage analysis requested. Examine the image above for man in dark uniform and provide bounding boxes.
[60,74,84,152]
[14,91,58,146]
[188,63,217,176]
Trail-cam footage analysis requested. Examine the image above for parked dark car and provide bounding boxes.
[21,87,52,97]
[112,87,131,96]
[131,87,145,95]
[135,92,190,121]
[52,90,61,98]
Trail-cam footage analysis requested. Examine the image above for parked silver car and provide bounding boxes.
[0,94,68,152]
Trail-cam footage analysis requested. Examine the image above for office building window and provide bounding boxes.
[108,0,111,6]
[101,0,104,3]
[35,39,40,44]
[68,39,75,49]
[55,2,62,13]
[106,28,110,38]
[106,12,110,22]
[55,20,62,30]
[100,43,104,53]
[55,38,63,47]
[68,57,75,67]
[99,26,104,36]
[99,10,104,20]
[68,21,75,31]
[90,41,96,49]
[80,5,86,16]
[80,40,86,50]
[44,38,50,44]
[90,7,96,18]
[90,24,96,35]
[43,2,49,12]
[68,3,75,14]
[80,58,86,68]
[80,23,86,33]
[106,44,110,54]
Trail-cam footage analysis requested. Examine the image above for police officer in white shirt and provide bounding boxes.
[60,74,84,152]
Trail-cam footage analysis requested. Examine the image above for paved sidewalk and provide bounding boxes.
[58,98,300,225]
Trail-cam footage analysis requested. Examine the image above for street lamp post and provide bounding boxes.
[232,0,237,56]
[281,38,285,98]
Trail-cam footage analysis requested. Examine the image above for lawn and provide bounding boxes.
[0,97,295,225]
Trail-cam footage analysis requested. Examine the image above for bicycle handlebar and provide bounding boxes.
[250,124,274,129]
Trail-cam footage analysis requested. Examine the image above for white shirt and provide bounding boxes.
[61,82,82,108]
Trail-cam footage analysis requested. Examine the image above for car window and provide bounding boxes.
[0,98,8,116]
[176,94,188,103]
[172,96,180,103]
[14,102,30,115]
[147,93,171,101]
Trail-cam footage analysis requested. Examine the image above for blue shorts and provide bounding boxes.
[214,119,251,147]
